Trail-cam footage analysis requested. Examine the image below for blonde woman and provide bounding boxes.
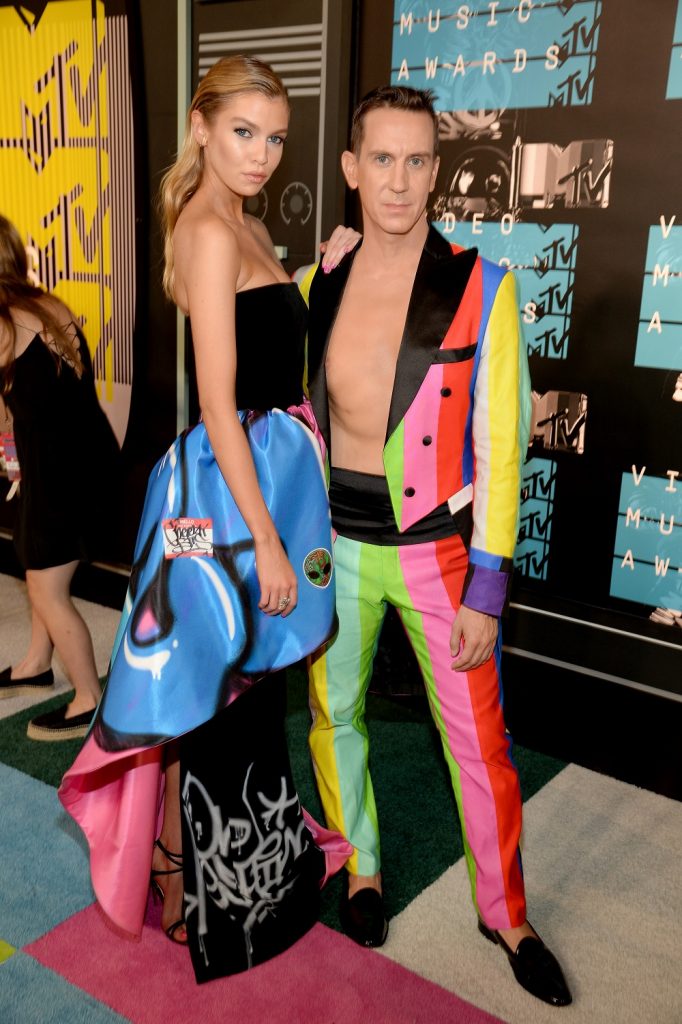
[61,57,354,981]
[0,215,119,740]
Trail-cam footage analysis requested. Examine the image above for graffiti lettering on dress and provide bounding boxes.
[182,763,309,968]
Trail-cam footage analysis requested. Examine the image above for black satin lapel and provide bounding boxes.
[307,249,358,453]
[386,231,478,441]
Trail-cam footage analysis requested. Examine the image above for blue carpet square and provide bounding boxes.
[0,764,94,946]
[0,953,130,1024]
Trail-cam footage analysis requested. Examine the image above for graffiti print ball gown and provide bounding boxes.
[60,282,350,981]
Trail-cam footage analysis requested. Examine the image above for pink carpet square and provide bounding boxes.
[26,899,505,1024]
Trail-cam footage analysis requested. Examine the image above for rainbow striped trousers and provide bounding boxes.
[308,531,526,930]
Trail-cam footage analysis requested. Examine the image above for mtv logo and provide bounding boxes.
[516,139,613,209]
[527,327,571,359]
[531,391,588,453]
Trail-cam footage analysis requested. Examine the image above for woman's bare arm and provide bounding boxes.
[0,395,11,433]
[176,216,297,615]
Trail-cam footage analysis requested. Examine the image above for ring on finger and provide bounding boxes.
[277,596,291,611]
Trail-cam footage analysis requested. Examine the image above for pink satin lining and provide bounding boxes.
[286,397,327,464]
[60,738,164,938]
[59,732,352,938]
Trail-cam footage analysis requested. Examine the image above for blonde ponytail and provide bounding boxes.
[159,122,204,300]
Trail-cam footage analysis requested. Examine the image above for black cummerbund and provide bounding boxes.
[329,467,471,547]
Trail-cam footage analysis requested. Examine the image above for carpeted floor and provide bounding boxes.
[379,763,682,1024]
[0,574,680,1023]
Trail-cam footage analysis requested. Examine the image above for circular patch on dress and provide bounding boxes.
[303,548,332,588]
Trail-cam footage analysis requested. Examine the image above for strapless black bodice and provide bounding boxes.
[234,282,307,410]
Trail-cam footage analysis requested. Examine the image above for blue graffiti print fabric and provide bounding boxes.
[94,409,335,752]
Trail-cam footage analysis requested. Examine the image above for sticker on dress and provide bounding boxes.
[303,548,332,588]
[162,517,213,559]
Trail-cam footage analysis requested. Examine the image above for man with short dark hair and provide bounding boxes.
[303,86,571,1008]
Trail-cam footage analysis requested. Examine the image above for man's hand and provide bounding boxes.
[450,605,498,671]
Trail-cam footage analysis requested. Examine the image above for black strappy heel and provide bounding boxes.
[150,838,187,945]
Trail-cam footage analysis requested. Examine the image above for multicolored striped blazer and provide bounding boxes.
[300,225,531,618]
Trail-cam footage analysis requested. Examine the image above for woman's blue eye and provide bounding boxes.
[234,128,251,138]
[269,135,285,146]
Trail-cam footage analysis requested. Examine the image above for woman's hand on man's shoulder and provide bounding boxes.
[319,225,362,273]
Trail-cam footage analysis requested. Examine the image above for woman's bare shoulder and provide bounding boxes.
[173,209,242,307]
[5,295,73,336]
[39,293,76,328]
[0,296,75,363]
[0,317,14,359]
[175,205,240,256]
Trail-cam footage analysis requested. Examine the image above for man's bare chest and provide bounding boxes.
[326,285,410,389]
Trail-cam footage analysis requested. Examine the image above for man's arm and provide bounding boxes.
[451,268,531,670]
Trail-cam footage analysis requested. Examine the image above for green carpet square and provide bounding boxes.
[0,691,87,788]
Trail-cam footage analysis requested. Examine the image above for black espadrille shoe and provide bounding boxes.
[0,666,54,698]
[27,703,94,742]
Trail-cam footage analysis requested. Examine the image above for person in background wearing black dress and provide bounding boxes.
[0,214,120,741]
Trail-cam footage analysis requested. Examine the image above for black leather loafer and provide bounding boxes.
[340,887,389,948]
[478,920,572,1007]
